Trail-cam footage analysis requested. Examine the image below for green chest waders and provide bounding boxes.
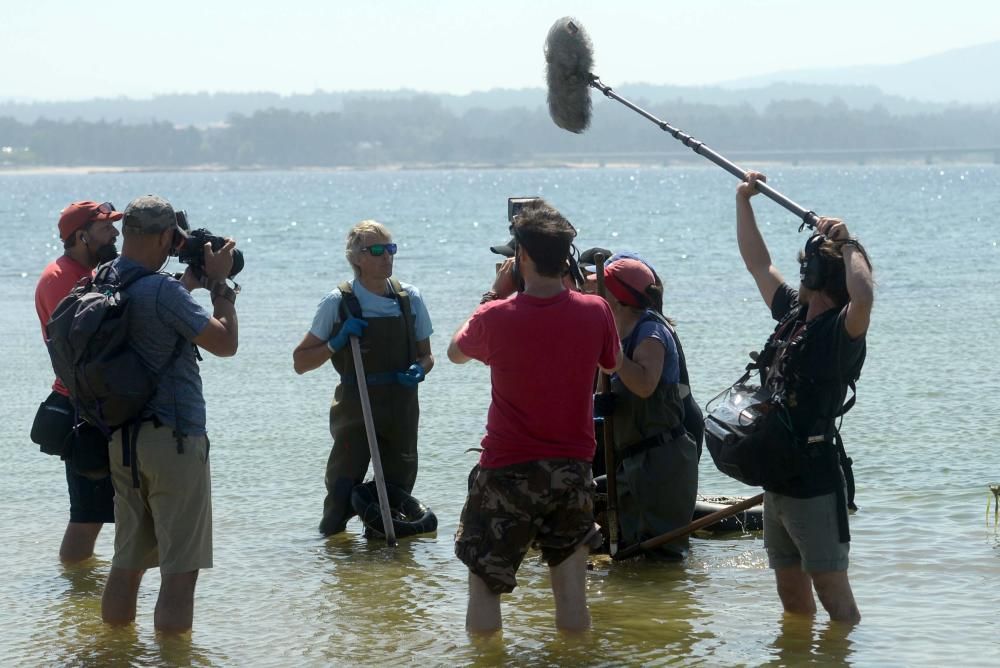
[610,375,698,556]
[319,279,420,536]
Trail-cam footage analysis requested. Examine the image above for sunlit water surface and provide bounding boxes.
[1,166,998,666]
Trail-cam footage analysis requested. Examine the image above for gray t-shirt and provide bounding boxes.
[113,257,212,435]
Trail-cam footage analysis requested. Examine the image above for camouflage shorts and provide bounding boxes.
[454,458,601,594]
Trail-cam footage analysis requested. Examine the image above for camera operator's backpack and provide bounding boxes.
[45,264,184,434]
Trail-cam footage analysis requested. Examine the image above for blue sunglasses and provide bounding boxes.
[362,243,398,257]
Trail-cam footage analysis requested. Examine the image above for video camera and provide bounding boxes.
[173,210,245,279]
[508,197,539,224]
[489,196,584,289]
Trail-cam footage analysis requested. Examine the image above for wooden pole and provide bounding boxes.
[594,253,620,556]
[350,336,397,547]
[614,493,764,560]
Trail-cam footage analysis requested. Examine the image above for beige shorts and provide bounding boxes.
[109,422,213,574]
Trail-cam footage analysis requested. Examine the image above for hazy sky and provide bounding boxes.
[5,0,998,101]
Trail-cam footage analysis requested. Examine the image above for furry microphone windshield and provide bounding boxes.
[545,17,595,133]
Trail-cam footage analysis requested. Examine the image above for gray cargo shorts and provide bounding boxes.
[764,489,850,573]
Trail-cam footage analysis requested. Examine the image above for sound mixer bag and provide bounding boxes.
[704,383,799,488]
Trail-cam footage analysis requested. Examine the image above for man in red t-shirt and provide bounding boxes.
[33,200,121,562]
[448,199,621,633]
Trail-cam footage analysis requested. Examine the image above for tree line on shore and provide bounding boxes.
[2,96,999,168]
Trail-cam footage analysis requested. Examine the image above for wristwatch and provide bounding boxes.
[210,283,238,304]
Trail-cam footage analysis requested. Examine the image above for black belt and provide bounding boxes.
[620,425,687,460]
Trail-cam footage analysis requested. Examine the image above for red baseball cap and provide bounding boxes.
[58,201,123,241]
[603,258,655,307]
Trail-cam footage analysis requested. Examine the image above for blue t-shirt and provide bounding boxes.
[113,257,212,435]
[616,312,679,385]
[308,278,433,342]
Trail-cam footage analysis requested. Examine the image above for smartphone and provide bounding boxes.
[507,197,540,223]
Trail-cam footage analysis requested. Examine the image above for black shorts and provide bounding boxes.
[65,459,114,524]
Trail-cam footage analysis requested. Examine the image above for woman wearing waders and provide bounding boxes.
[594,256,699,559]
[293,220,434,536]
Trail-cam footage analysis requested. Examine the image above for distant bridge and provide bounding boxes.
[533,146,1000,166]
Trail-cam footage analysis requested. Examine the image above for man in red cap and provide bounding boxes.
[33,200,121,562]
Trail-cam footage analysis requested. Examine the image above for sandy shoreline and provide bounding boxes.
[0,164,246,176]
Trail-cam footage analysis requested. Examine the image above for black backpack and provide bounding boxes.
[45,263,181,433]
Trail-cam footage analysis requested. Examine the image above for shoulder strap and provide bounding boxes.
[95,262,154,291]
[337,281,363,320]
[835,430,857,512]
[753,304,804,374]
[660,318,691,389]
[388,277,417,364]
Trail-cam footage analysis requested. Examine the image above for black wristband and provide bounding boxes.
[211,284,237,304]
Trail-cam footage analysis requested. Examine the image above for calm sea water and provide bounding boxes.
[1,165,998,667]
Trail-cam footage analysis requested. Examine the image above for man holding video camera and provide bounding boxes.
[448,198,621,633]
[101,195,239,634]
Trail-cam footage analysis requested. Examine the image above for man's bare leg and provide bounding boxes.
[59,522,103,563]
[102,566,144,625]
[550,544,591,632]
[466,572,502,634]
[155,571,200,634]
[811,570,861,624]
[775,566,817,616]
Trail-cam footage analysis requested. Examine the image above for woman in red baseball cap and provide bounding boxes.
[597,256,700,559]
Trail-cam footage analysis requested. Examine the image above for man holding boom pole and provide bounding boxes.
[448,199,621,633]
[736,172,873,624]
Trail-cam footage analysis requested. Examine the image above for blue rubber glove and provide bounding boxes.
[327,317,368,353]
[396,363,426,387]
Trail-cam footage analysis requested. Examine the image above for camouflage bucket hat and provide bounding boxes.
[122,195,186,238]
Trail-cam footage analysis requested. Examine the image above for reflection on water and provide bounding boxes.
[316,534,444,663]
[36,561,226,667]
[761,615,855,667]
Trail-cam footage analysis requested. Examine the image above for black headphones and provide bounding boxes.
[800,233,828,290]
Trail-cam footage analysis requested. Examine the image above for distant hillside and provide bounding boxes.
[4,94,999,170]
[2,40,996,126]
[0,83,952,127]
[722,40,1000,105]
